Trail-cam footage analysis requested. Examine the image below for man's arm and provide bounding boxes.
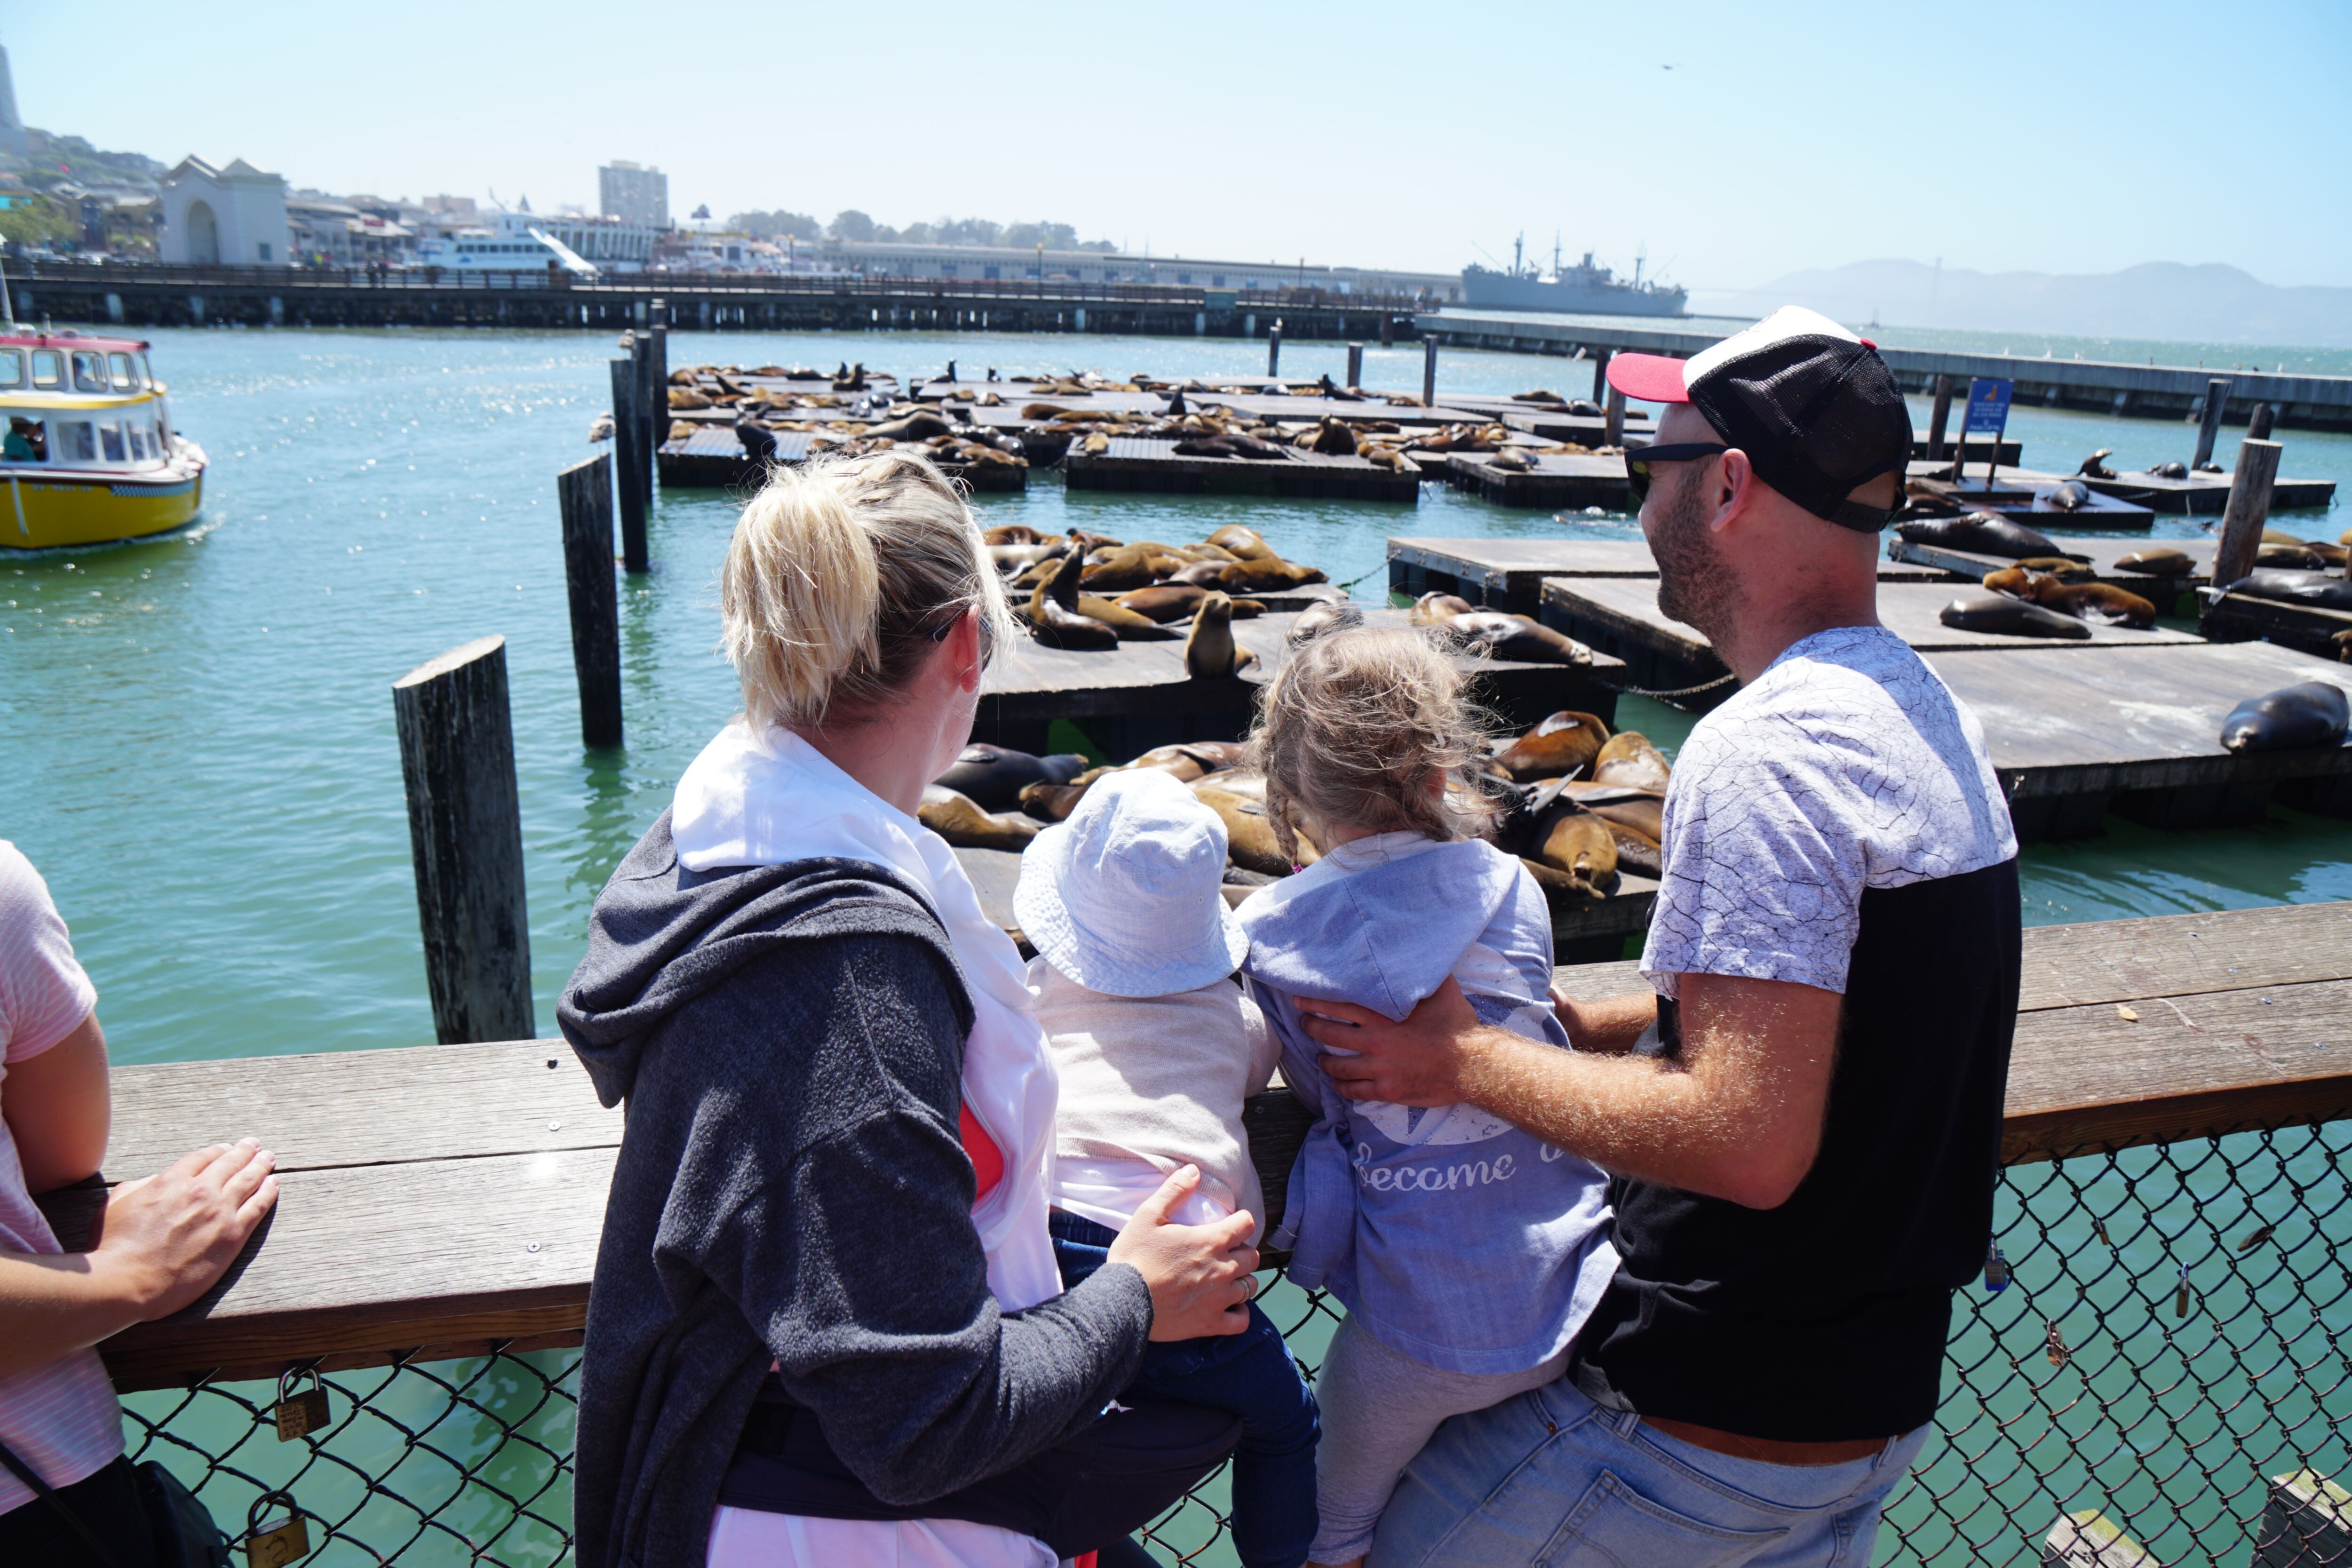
[1303,972,1840,1209]
[1550,987,1659,1054]
[5,1009,111,1194]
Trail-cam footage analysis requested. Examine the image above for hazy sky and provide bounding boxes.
[10,0,2349,290]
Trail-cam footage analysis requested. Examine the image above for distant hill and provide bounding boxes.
[1692,260,2352,350]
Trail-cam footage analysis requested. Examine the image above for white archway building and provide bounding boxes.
[159,157,289,265]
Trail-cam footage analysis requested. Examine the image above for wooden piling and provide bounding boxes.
[1346,342,1363,389]
[1592,349,1612,405]
[1422,336,1438,407]
[1928,374,1954,460]
[632,332,659,506]
[609,358,650,573]
[1378,315,1394,348]
[391,637,534,1045]
[557,455,623,748]
[1268,322,1282,377]
[1605,385,1626,447]
[2193,377,2231,470]
[646,298,669,465]
[2209,437,2284,594]
[2249,401,2276,441]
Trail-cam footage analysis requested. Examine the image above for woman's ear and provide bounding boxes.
[947,608,986,694]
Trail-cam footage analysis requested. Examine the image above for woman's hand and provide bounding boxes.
[95,1138,279,1320]
[1105,1165,1259,1342]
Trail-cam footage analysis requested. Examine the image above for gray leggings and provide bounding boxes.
[1309,1318,1573,1563]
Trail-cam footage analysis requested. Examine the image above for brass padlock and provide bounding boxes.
[246,1490,311,1568]
[274,1367,331,1442]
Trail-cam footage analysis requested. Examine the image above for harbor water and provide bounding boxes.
[3,325,2348,1565]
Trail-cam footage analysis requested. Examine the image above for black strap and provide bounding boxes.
[0,1438,132,1568]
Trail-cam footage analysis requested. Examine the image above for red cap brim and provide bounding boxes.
[1605,352,1692,403]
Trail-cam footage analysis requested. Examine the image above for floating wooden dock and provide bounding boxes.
[1926,642,2352,836]
[1063,436,1421,502]
[1915,473,2157,530]
[1539,578,2201,704]
[976,605,1624,756]
[2081,469,2338,516]
[1889,534,2218,599]
[655,425,1029,492]
[1442,452,1634,510]
[1389,536,1955,617]
[66,898,2352,1387]
[2199,587,2352,661]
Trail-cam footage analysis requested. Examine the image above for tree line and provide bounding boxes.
[724,210,1117,253]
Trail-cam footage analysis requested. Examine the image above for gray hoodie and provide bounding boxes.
[558,812,1152,1568]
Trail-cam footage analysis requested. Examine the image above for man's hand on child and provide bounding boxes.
[1107,1164,1262,1341]
[1302,979,1494,1107]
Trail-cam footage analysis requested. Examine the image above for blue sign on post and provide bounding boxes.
[1960,378,2014,483]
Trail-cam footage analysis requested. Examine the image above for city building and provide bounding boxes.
[598,161,668,231]
[810,239,1457,299]
[286,193,417,266]
[159,156,289,265]
[421,194,478,219]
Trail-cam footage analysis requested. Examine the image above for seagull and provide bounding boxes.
[589,412,614,443]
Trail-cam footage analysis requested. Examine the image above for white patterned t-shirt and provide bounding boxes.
[1640,625,2017,999]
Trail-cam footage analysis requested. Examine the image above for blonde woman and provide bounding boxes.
[560,451,1258,1568]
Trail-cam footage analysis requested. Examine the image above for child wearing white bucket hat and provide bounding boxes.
[1013,767,1320,1568]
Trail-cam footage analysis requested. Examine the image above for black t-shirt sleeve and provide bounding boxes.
[684,932,1152,1506]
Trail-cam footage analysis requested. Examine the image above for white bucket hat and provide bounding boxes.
[1013,767,1250,997]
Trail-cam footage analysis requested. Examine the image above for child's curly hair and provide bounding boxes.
[1243,625,1500,863]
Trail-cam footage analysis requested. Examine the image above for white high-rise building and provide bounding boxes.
[598,161,667,231]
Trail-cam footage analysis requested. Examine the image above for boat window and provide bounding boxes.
[0,350,20,389]
[56,420,96,463]
[71,350,109,392]
[31,350,63,390]
[108,352,141,391]
[127,422,146,461]
[100,422,126,462]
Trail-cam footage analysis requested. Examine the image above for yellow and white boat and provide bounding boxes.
[0,331,207,549]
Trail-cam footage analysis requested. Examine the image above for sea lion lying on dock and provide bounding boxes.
[1196,787,1316,877]
[1218,557,1329,593]
[2031,580,2158,628]
[2114,547,2196,576]
[2078,449,2118,479]
[1184,592,1258,678]
[2224,569,2352,613]
[1493,710,1611,783]
[1435,611,1594,666]
[2045,480,2093,511]
[917,785,1041,852]
[1409,591,1476,625]
[2219,682,2351,754]
[934,744,1090,812]
[1173,433,1290,461]
[1939,593,2093,639]
[1488,449,1537,472]
[1286,598,1363,646]
[983,523,1048,546]
[1592,732,1671,790]
[1898,512,2073,560]
[2146,461,2189,479]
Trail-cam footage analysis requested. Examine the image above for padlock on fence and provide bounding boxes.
[245,1489,311,1568]
[274,1367,331,1442]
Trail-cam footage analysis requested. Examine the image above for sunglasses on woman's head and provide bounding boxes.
[1625,442,1730,504]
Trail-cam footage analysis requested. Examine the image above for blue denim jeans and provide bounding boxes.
[1051,1211,1321,1568]
[1367,1375,1927,1568]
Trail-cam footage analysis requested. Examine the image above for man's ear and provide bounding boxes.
[1711,448,1756,532]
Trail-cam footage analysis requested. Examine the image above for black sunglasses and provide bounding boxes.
[1625,442,1729,504]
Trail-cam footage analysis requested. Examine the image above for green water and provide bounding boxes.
[4,326,2347,1565]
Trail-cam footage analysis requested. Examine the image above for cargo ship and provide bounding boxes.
[1460,235,1687,318]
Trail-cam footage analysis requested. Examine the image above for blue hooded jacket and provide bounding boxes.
[1240,833,1618,1375]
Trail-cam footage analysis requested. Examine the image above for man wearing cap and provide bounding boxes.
[1299,307,2021,1565]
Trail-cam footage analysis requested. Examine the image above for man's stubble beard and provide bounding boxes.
[1649,473,1739,641]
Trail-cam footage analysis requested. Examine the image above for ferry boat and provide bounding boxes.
[0,331,207,549]
[413,226,602,276]
[1461,235,1688,318]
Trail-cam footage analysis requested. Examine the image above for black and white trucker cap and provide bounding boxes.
[1607,306,1912,532]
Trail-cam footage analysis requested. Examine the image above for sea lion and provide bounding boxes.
[1314,374,1364,403]
[2311,541,2351,568]
[983,524,1048,546]
[832,362,868,392]
[1208,525,1278,561]
[2334,630,2352,664]
[1533,806,1620,896]
[1409,591,1476,626]
[1175,433,1290,461]
[1077,545,1164,594]
[1164,387,1189,416]
[1897,512,2069,559]
[1170,559,1236,588]
[2219,682,2351,754]
[1982,566,2036,597]
[734,417,779,463]
[2045,480,2093,511]
[2146,460,2189,479]
[2078,449,2118,479]
[2015,556,2096,581]
[2114,547,2195,576]
[1287,598,1365,647]
[1114,583,1212,623]
[1494,711,1611,783]
[1939,594,2093,639]
[2255,542,2328,570]
[916,785,1041,851]
[1592,732,1671,790]
[989,541,1068,571]
[2033,580,2157,628]
[1218,558,1329,593]
[1184,592,1258,678]
[1488,449,1537,473]
[2225,569,2352,613]
[1563,783,1665,848]
[668,387,715,410]
[934,744,1088,812]
[1018,778,1094,821]
[1196,787,1315,876]
[1299,416,1357,456]
[1439,612,1594,666]
[1026,557,1118,650]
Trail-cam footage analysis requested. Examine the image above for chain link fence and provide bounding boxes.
[118,1116,2350,1566]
